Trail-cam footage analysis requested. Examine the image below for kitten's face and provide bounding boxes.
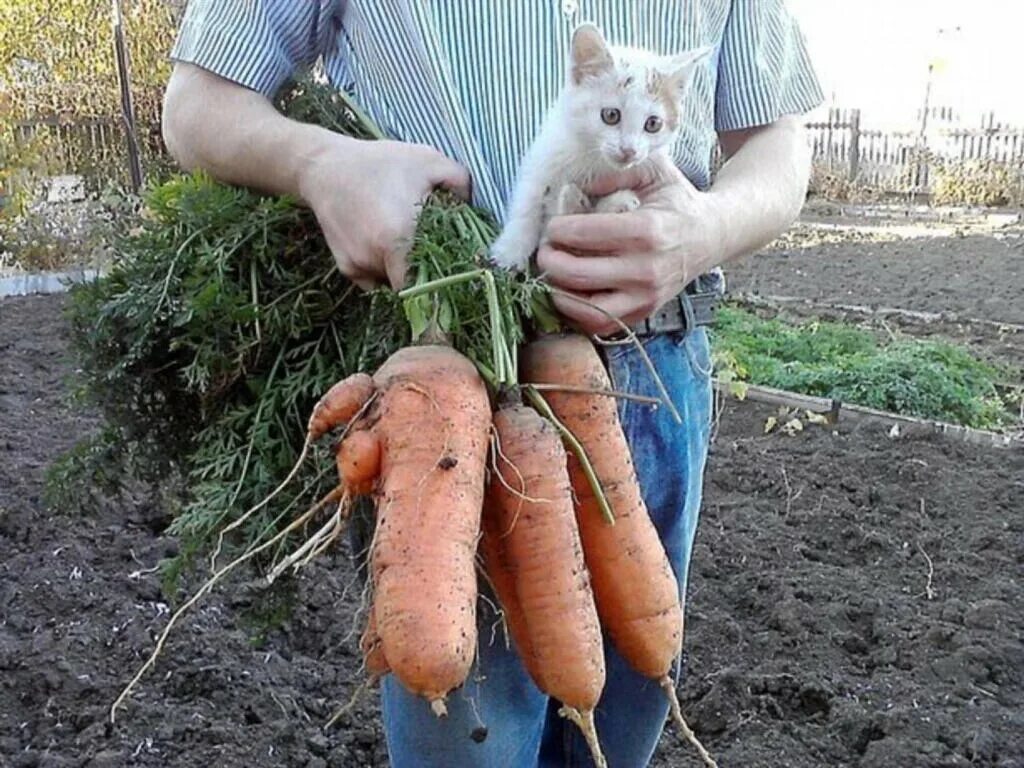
[566,25,710,171]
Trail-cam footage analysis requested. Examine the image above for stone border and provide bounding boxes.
[0,268,102,299]
[716,380,1022,451]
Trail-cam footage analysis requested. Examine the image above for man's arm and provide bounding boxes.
[163,62,330,197]
[536,116,811,334]
[162,63,470,289]
[710,115,811,268]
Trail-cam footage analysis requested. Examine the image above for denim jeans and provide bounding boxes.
[371,329,714,768]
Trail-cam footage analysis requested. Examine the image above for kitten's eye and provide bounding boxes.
[644,115,663,133]
[600,108,621,126]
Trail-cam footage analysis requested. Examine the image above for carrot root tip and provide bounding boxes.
[324,674,378,730]
[660,676,719,768]
[558,706,607,768]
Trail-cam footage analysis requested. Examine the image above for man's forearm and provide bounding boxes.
[162,62,349,201]
[702,115,811,272]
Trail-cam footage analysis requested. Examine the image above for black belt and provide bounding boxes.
[628,271,724,338]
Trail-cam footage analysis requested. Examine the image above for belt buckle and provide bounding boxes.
[612,274,723,342]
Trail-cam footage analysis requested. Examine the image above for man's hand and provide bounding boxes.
[299,136,471,290]
[163,63,470,291]
[537,155,722,335]
[537,116,811,336]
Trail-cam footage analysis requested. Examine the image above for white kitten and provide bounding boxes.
[490,24,711,270]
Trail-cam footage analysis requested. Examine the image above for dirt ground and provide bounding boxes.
[2,291,1022,768]
[726,210,1024,326]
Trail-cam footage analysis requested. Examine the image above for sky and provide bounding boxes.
[787,0,1024,129]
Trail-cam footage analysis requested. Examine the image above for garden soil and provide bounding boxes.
[1,294,1022,768]
[726,219,1024,325]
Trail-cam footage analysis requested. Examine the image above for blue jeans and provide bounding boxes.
[377,330,714,768]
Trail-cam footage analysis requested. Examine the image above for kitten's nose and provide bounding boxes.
[617,147,637,163]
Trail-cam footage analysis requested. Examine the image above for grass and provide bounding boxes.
[712,305,1021,431]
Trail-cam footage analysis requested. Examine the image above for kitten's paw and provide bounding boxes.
[556,183,592,216]
[593,190,641,214]
[489,233,535,271]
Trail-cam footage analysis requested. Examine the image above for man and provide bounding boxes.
[163,2,821,766]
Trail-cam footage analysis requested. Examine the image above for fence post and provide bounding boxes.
[847,109,861,182]
[112,0,143,193]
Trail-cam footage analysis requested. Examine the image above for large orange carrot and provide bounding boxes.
[522,333,717,768]
[523,334,681,674]
[331,344,491,714]
[481,403,607,765]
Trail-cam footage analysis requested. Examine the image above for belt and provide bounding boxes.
[628,270,725,338]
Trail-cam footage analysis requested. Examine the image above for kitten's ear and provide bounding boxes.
[570,23,614,84]
[667,45,714,90]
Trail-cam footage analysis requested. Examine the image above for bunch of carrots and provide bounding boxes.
[109,85,717,768]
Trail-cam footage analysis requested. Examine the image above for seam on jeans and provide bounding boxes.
[685,336,713,379]
[605,333,657,363]
[607,350,632,427]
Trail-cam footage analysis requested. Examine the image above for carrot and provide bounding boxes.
[332,344,491,715]
[481,403,607,765]
[308,372,376,440]
[522,332,718,768]
[360,609,389,677]
[477,498,541,682]
[336,429,381,495]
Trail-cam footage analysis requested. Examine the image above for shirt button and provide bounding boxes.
[561,0,578,16]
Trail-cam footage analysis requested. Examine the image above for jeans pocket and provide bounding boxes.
[603,335,657,364]
[674,328,713,381]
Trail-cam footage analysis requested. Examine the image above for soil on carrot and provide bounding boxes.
[2,294,1022,767]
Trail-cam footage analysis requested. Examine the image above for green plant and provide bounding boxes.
[48,81,547,590]
[0,0,177,123]
[0,201,109,272]
[712,306,1019,431]
[1,1,180,199]
[0,130,55,215]
[55,170,407,571]
[711,347,748,400]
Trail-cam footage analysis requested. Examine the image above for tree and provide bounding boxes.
[0,0,179,123]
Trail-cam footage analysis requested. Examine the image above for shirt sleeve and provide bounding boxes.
[714,0,824,132]
[170,0,341,97]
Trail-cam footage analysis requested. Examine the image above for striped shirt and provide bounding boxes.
[172,1,823,222]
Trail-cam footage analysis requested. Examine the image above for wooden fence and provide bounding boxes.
[807,108,1024,194]
[2,110,165,200]
[5,105,1024,201]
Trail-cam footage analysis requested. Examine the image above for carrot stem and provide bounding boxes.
[334,88,387,141]
[482,270,507,385]
[483,270,519,388]
[523,383,661,407]
[524,386,615,525]
[397,269,486,299]
[546,287,682,424]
